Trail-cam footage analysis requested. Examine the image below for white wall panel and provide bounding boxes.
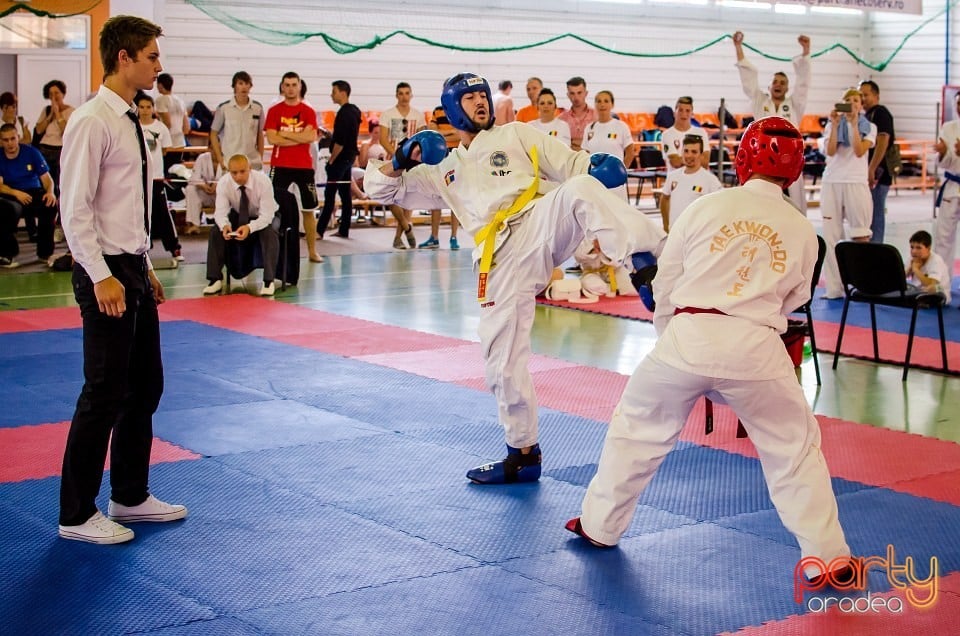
[156,0,867,126]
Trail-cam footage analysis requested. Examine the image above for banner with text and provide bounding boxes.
[779,0,922,14]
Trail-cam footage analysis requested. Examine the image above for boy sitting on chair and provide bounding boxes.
[905,230,951,304]
[203,154,279,296]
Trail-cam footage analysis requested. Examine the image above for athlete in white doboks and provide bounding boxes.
[733,31,811,214]
[566,117,851,582]
[365,73,666,484]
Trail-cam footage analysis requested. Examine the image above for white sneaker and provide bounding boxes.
[108,495,187,523]
[259,281,275,297]
[202,279,223,295]
[59,511,134,544]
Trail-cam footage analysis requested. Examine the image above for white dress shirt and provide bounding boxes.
[60,85,154,283]
[214,169,278,233]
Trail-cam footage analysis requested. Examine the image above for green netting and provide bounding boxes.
[186,0,956,72]
[0,2,103,19]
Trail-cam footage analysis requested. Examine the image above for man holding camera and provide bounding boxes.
[818,89,877,299]
[202,154,279,297]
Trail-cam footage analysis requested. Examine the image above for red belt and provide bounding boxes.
[674,307,728,316]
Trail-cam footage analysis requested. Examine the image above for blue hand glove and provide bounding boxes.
[588,153,628,189]
[392,130,448,171]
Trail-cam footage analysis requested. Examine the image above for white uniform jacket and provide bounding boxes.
[365,122,592,243]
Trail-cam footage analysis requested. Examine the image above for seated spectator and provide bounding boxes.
[185,151,221,234]
[0,123,57,267]
[203,155,281,296]
[136,92,182,261]
[0,92,31,145]
[905,230,951,303]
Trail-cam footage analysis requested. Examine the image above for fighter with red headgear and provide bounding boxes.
[567,117,851,584]
[365,72,666,485]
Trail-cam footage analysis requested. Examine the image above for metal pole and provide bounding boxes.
[717,97,727,180]
[934,101,941,218]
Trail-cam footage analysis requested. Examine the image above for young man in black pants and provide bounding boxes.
[58,15,187,545]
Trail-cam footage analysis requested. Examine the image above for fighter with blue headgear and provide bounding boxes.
[364,72,666,485]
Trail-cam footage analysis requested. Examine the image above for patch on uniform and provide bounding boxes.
[27,164,33,172]
[444,169,456,186]
[692,185,702,192]
[548,130,558,137]
[489,151,509,168]
[607,133,618,139]
[782,104,790,113]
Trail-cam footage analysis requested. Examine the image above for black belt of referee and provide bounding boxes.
[672,306,747,439]
[674,306,728,317]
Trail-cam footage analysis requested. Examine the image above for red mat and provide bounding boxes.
[0,421,200,483]
[726,571,960,635]
[538,295,960,376]
[538,294,653,321]
[814,321,960,376]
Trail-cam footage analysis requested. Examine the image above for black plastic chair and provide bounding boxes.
[789,234,828,385]
[627,147,667,205]
[831,241,948,381]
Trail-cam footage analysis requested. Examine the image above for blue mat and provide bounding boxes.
[2,318,958,635]
[811,289,960,341]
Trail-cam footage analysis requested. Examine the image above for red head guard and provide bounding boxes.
[735,116,805,187]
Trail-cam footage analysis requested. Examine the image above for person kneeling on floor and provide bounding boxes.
[203,154,280,296]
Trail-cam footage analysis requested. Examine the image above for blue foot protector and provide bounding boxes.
[467,444,542,484]
[629,252,658,312]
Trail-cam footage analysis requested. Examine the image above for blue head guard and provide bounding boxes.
[440,73,495,133]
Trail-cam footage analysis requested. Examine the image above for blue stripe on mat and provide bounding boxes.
[811,289,960,341]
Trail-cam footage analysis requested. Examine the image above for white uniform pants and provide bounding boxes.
[184,186,215,227]
[820,182,872,297]
[580,350,850,568]
[935,197,959,292]
[478,175,666,448]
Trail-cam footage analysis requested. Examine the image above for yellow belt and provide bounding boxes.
[582,265,619,295]
[474,146,540,303]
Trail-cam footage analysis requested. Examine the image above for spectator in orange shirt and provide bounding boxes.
[515,77,542,123]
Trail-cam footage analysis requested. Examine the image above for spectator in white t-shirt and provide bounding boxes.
[582,90,635,200]
[526,88,571,146]
[492,80,515,125]
[155,73,190,172]
[659,135,722,232]
[905,230,951,304]
[379,82,426,249]
[136,92,181,261]
[661,96,711,170]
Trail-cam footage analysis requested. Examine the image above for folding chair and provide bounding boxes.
[831,241,948,381]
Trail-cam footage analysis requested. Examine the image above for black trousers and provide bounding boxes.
[270,166,318,209]
[0,191,56,259]
[151,180,180,255]
[318,160,353,237]
[59,254,163,526]
[205,209,280,283]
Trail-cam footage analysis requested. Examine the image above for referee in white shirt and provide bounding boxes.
[57,15,187,545]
